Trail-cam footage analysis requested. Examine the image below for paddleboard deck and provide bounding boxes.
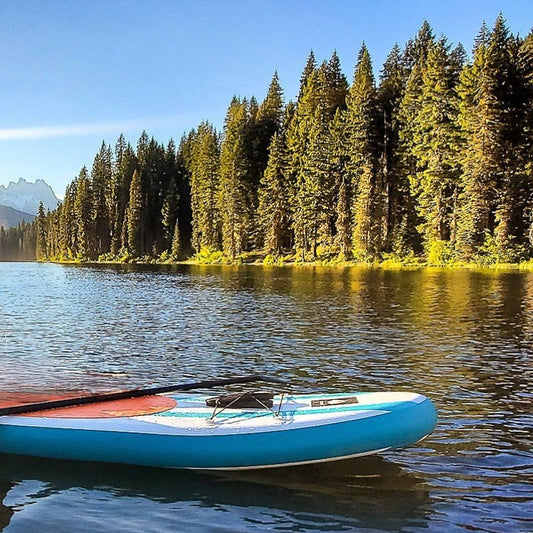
[0,395,177,418]
[0,391,437,470]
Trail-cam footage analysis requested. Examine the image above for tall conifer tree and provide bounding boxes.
[410,39,462,247]
[91,142,112,256]
[456,16,524,260]
[346,44,381,259]
[73,167,92,259]
[36,202,48,261]
[126,169,142,257]
[519,31,533,251]
[396,23,436,253]
[219,97,251,258]
[161,178,179,252]
[189,121,220,252]
[330,109,351,258]
[257,132,291,253]
[378,44,413,253]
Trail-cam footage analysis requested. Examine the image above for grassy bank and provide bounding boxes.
[47,248,533,272]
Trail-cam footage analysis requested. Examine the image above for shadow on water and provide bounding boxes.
[0,481,13,531]
[0,453,430,532]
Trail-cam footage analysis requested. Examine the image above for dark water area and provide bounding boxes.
[0,262,531,532]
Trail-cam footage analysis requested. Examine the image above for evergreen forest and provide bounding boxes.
[5,16,533,266]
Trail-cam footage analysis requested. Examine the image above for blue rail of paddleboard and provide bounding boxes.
[0,397,437,469]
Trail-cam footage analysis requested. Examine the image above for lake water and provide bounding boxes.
[0,262,531,532]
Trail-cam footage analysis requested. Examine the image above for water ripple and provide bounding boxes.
[0,263,532,532]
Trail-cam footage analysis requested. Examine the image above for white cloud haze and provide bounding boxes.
[0,116,184,141]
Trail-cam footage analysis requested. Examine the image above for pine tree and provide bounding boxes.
[73,166,92,259]
[296,58,347,258]
[403,20,435,70]
[161,177,179,252]
[329,109,351,258]
[170,219,181,259]
[244,73,285,249]
[112,135,137,255]
[219,97,250,258]
[378,43,409,252]
[449,44,468,85]
[57,181,77,259]
[396,23,436,253]
[410,39,462,248]
[519,31,533,251]
[257,132,291,253]
[138,135,167,255]
[289,68,320,258]
[36,202,47,260]
[323,51,348,113]
[455,24,491,257]
[505,29,533,255]
[288,52,347,259]
[456,16,525,260]
[298,51,317,101]
[346,44,381,259]
[249,72,284,182]
[91,141,112,256]
[299,107,332,258]
[259,72,284,123]
[175,133,193,255]
[45,209,59,259]
[489,15,520,252]
[189,121,220,252]
[126,169,142,257]
[287,56,319,203]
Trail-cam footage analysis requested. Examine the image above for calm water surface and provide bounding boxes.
[0,262,531,532]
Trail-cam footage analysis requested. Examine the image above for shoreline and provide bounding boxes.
[42,255,533,272]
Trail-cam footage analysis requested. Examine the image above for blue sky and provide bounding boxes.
[1,0,532,198]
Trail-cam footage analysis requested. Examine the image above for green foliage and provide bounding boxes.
[36,202,48,261]
[456,15,532,260]
[0,222,37,261]
[410,39,461,243]
[189,121,221,252]
[126,169,142,256]
[426,240,455,266]
[346,44,381,259]
[380,251,420,268]
[36,16,533,269]
[119,250,134,263]
[158,250,173,263]
[378,44,410,252]
[473,232,526,265]
[249,72,285,190]
[219,97,252,259]
[161,178,179,251]
[73,166,92,259]
[257,132,291,253]
[170,220,181,260]
[91,142,112,256]
[194,247,231,264]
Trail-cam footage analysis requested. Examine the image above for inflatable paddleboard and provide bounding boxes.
[0,391,437,470]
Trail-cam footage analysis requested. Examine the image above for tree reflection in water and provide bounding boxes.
[0,481,14,530]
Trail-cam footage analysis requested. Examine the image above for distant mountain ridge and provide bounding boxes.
[0,205,35,229]
[0,178,59,215]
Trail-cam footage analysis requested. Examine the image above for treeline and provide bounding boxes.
[0,223,36,261]
[37,16,533,265]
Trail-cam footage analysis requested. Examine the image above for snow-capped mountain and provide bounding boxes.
[0,178,59,215]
